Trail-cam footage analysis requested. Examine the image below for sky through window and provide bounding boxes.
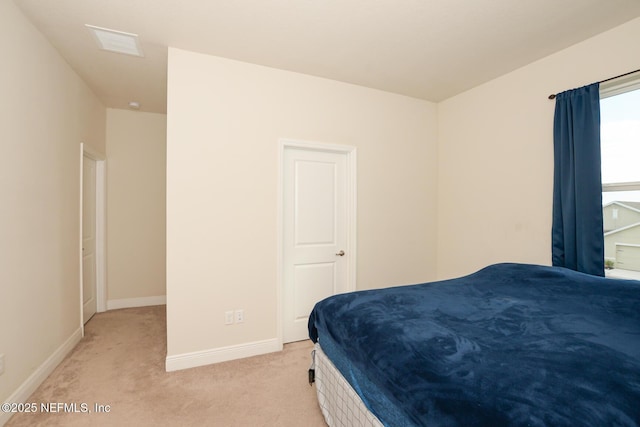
[600,88,640,205]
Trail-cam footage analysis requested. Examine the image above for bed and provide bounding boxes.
[308,263,640,427]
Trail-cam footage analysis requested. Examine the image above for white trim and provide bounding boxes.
[79,145,84,335]
[80,143,108,335]
[107,295,167,310]
[165,338,282,372]
[276,138,357,346]
[276,144,284,346]
[600,71,640,99]
[0,328,82,426]
[279,138,357,154]
[602,182,640,193]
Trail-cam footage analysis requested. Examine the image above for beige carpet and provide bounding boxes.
[6,306,327,427]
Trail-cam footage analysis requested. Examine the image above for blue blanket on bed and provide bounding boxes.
[308,263,640,427]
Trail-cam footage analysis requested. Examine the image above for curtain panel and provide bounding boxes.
[552,83,604,276]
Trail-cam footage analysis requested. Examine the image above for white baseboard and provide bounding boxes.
[1,328,82,426]
[106,295,166,310]
[165,338,283,372]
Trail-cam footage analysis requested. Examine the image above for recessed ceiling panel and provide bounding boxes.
[86,24,144,57]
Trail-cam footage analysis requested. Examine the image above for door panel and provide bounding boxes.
[283,147,349,342]
[294,160,336,245]
[82,156,97,323]
[293,263,336,319]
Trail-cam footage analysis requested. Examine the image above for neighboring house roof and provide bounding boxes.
[604,201,640,213]
[603,201,640,233]
[604,221,640,237]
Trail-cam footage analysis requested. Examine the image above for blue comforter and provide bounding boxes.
[308,263,640,427]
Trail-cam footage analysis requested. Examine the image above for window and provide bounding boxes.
[600,76,640,277]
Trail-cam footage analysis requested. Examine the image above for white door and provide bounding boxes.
[82,155,97,323]
[283,147,351,342]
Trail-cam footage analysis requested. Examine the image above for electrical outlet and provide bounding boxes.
[224,311,234,325]
[0,354,5,376]
[235,309,244,323]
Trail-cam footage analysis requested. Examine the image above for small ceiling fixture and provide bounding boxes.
[128,101,140,110]
[85,24,144,57]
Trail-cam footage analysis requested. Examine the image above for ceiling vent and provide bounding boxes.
[85,25,144,57]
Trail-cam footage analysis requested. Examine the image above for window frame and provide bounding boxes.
[599,75,640,275]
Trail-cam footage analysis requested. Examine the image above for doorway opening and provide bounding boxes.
[80,143,107,332]
[278,139,357,344]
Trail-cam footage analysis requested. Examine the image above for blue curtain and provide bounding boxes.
[552,83,604,276]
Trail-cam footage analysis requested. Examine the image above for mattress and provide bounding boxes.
[313,342,383,427]
[308,263,640,427]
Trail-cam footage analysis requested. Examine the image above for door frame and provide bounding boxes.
[277,138,357,346]
[80,143,107,334]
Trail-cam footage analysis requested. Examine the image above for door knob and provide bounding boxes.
[336,250,345,256]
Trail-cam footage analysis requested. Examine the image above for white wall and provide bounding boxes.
[0,0,105,411]
[166,48,438,363]
[106,109,167,307]
[437,17,640,279]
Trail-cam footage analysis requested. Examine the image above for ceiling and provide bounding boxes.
[14,0,640,114]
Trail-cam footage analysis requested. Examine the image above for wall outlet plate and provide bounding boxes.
[225,311,234,325]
